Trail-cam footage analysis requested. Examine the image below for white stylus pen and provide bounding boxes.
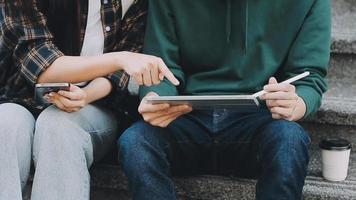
[252,71,310,98]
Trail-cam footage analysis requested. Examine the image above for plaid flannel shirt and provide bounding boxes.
[0,0,147,115]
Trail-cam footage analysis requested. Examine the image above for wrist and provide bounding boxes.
[292,96,307,121]
[81,87,90,105]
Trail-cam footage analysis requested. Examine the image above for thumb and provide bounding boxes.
[269,77,278,85]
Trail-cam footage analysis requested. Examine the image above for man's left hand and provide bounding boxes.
[260,77,306,121]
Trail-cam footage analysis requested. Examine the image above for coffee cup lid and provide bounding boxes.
[319,138,352,151]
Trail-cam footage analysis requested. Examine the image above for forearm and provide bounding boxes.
[37,52,126,83]
[83,77,113,104]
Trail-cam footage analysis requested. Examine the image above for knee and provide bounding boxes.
[35,106,85,137]
[34,106,84,151]
[118,121,164,163]
[36,106,74,130]
[0,103,34,139]
[260,121,310,176]
[119,122,151,154]
[260,120,310,171]
[262,120,310,150]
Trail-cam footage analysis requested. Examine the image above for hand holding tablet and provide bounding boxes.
[146,95,260,109]
[146,72,310,109]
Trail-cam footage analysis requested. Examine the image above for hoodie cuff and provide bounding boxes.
[296,85,322,119]
[139,81,178,99]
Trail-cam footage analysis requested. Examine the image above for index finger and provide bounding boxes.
[52,93,76,108]
[58,90,83,100]
[158,59,180,86]
[263,83,294,92]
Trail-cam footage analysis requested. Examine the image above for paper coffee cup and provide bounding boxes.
[319,138,352,181]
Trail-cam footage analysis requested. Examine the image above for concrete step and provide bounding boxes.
[305,54,356,127]
[303,122,356,148]
[23,185,131,200]
[89,146,356,200]
[331,0,356,54]
[91,188,130,200]
[327,53,356,99]
[305,97,356,127]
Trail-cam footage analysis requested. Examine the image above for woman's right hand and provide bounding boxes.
[116,51,180,86]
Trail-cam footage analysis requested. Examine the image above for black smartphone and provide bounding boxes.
[35,83,70,105]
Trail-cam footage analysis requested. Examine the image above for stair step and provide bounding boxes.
[312,53,356,127]
[305,97,356,127]
[331,0,356,54]
[89,146,356,200]
[23,186,131,200]
[303,122,356,149]
[327,53,356,99]
[91,188,130,200]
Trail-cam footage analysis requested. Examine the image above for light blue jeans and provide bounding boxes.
[0,103,119,200]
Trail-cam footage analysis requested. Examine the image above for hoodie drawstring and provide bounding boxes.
[244,0,249,54]
[226,0,231,43]
[226,0,248,55]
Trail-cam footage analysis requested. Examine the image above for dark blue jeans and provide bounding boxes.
[118,108,310,200]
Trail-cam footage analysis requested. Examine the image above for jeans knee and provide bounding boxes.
[118,121,165,165]
[119,122,147,155]
[35,106,86,138]
[263,120,310,150]
[34,106,88,160]
[36,106,73,129]
[260,120,310,175]
[0,103,34,139]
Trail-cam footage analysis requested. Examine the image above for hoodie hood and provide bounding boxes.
[226,0,248,54]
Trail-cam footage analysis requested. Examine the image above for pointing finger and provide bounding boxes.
[158,59,180,86]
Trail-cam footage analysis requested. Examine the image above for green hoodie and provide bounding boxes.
[140,0,331,117]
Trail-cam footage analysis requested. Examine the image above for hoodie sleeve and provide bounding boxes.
[139,0,184,99]
[283,0,331,118]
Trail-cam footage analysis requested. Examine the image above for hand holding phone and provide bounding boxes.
[35,83,70,106]
[46,84,88,113]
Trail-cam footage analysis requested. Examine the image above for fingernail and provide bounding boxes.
[43,95,49,100]
[48,93,54,97]
[173,80,180,86]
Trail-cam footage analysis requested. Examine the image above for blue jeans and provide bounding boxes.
[118,108,311,200]
[0,103,119,200]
